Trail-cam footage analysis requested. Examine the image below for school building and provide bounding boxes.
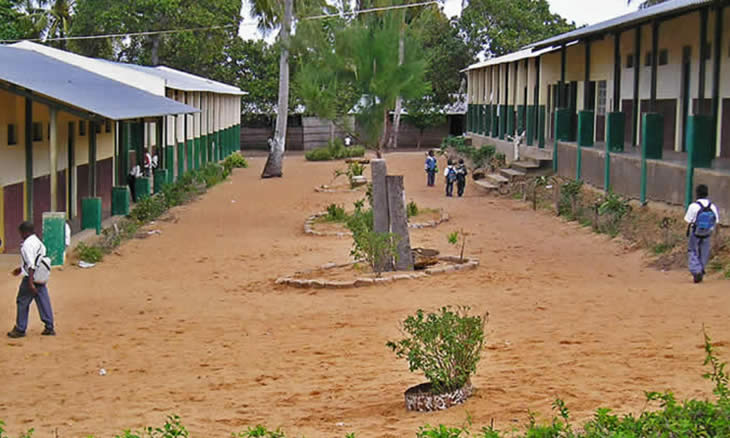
[464,0,729,222]
[0,43,243,253]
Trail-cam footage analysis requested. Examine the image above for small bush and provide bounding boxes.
[387,306,487,394]
[558,179,583,219]
[417,424,466,438]
[325,204,347,222]
[439,136,495,169]
[347,211,398,276]
[195,163,228,188]
[76,242,104,263]
[232,425,286,438]
[407,201,419,218]
[130,195,167,223]
[223,152,249,174]
[305,139,365,161]
[305,147,333,161]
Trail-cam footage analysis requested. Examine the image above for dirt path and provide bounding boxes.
[1,152,728,437]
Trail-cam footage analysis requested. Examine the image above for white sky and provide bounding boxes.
[238,0,641,41]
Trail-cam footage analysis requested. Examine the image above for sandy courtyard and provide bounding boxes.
[1,152,728,437]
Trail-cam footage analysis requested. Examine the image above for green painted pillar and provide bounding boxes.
[685,115,714,208]
[42,212,66,266]
[577,110,595,147]
[498,105,507,140]
[236,124,241,153]
[484,105,491,136]
[111,186,130,216]
[135,177,151,201]
[606,112,625,153]
[165,145,175,183]
[526,105,536,146]
[640,112,664,204]
[516,105,526,136]
[201,134,208,165]
[553,111,560,173]
[491,105,498,138]
[555,108,572,141]
[538,106,546,148]
[505,105,515,137]
[81,197,102,235]
[196,138,202,169]
[466,104,471,132]
[186,139,194,172]
[177,142,185,179]
[478,105,484,135]
[154,169,168,194]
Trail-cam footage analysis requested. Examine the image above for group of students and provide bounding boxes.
[424,150,468,197]
[127,149,159,202]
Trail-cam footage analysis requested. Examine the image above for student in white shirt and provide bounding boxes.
[128,164,143,202]
[684,184,720,283]
[7,221,55,338]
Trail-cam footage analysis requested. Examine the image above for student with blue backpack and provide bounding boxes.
[444,159,457,197]
[684,184,720,283]
[425,150,438,187]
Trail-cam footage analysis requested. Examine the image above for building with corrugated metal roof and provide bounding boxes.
[0,43,243,253]
[464,0,729,221]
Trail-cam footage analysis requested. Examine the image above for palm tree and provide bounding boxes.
[46,0,74,50]
[253,0,294,178]
[15,0,48,39]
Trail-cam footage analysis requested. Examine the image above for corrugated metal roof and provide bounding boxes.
[0,45,198,120]
[99,60,246,95]
[529,0,712,50]
[462,45,564,72]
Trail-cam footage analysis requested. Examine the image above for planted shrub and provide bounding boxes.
[347,211,398,276]
[558,179,583,219]
[325,204,347,222]
[223,152,249,174]
[387,306,487,395]
[305,139,366,161]
[597,191,631,237]
[305,147,333,161]
[130,195,167,223]
[407,201,419,218]
[76,242,104,263]
[439,136,495,169]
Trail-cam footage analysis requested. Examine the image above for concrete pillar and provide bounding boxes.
[49,108,58,211]
[25,98,33,222]
[371,159,389,235]
[386,175,413,271]
[685,114,714,207]
[81,197,102,235]
[577,111,595,147]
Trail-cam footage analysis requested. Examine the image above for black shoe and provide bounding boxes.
[693,273,704,284]
[41,328,56,336]
[7,328,25,338]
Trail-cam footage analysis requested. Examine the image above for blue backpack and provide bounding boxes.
[693,201,716,238]
[447,167,457,183]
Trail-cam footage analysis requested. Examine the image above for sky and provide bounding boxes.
[238,0,641,41]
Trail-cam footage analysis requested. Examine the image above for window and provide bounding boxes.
[7,124,17,145]
[597,81,607,117]
[79,121,86,136]
[626,54,634,69]
[105,120,111,133]
[32,122,42,141]
[659,49,669,66]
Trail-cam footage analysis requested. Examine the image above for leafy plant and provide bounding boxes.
[325,204,347,222]
[129,195,167,223]
[305,140,366,161]
[145,415,188,438]
[596,191,631,237]
[232,425,286,438]
[223,152,249,174]
[447,230,468,262]
[347,211,399,276]
[417,424,467,438]
[439,136,495,169]
[387,306,487,394]
[76,242,103,263]
[558,179,583,219]
[407,201,419,218]
[489,153,506,171]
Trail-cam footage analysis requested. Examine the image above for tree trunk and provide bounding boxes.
[261,0,293,178]
[388,29,406,149]
[377,108,389,158]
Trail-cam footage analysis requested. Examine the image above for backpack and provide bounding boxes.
[447,167,457,183]
[33,251,52,285]
[693,201,716,238]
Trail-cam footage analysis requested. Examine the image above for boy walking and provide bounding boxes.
[684,184,720,283]
[425,150,437,187]
[456,159,468,197]
[444,159,456,197]
[7,221,55,338]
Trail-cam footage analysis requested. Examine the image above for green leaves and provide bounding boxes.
[387,307,487,395]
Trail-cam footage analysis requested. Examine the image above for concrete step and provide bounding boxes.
[511,161,541,171]
[499,168,526,180]
[474,180,498,191]
[519,146,553,162]
[485,173,509,185]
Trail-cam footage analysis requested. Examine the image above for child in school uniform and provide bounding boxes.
[684,184,720,283]
[455,159,468,197]
[425,150,437,187]
[444,159,456,197]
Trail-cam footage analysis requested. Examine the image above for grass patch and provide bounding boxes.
[651,242,675,255]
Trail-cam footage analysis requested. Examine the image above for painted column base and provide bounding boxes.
[154,169,168,194]
[135,177,151,201]
[81,197,102,235]
[555,108,572,142]
[526,105,536,146]
[165,145,175,184]
[516,105,526,136]
[505,105,515,137]
[491,105,499,137]
[606,112,625,153]
[498,105,507,140]
[177,142,185,179]
[111,186,130,216]
[538,106,546,148]
[642,113,664,160]
[685,115,714,207]
[42,212,66,266]
[577,110,595,147]
[186,140,194,172]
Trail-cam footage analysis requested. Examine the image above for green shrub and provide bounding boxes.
[558,179,583,219]
[305,147,333,161]
[387,306,487,395]
[195,163,228,188]
[347,210,398,276]
[407,201,419,218]
[76,242,104,263]
[417,424,467,438]
[305,139,366,161]
[325,204,347,222]
[232,425,287,438]
[439,136,495,169]
[223,152,249,174]
[130,195,167,223]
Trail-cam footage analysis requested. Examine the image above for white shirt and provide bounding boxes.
[129,165,142,178]
[444,166,454,177]
[65,223,71,248]
[684,198,720,224]
[20,234,46,277]
[152,155,159,169]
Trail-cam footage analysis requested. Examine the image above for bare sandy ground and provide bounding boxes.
[1,152,728,437]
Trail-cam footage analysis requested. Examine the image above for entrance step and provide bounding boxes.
[499,168,526,180]
[511,161,541,171]
[484,173,509,185]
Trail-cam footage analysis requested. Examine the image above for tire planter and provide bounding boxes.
[404,382,474,412]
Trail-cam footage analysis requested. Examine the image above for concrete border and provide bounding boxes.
[314,184,366,193]
[304,210,450,237]
[275,255,479,289]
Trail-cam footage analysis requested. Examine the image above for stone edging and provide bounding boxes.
[275,256,479,289]
[304,211,450,237]
[314,185,364,193]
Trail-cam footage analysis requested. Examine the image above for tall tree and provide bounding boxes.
[459,0,575,58]
[0,0,25,41]
[45,0,74,50]
[252,0,294,178]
